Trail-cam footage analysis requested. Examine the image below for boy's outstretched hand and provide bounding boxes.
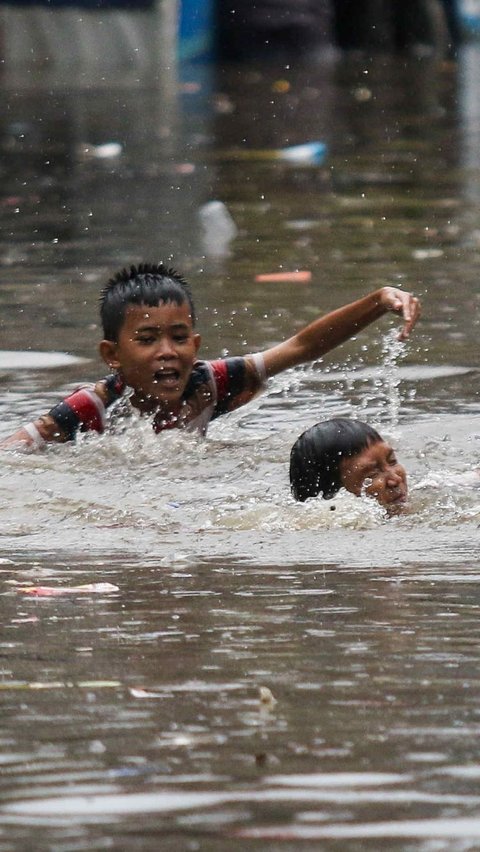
[380,286,421,340]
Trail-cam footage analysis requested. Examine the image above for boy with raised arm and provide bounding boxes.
[2,263,421,449]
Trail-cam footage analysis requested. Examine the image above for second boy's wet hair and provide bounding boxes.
[290,417,382,502]
[99,263,196,341]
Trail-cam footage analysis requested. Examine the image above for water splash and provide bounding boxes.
[379,329,407,431]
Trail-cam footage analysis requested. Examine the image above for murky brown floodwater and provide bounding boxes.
[1,45,480,850]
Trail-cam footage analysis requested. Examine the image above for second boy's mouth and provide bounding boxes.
[385,488,408,507]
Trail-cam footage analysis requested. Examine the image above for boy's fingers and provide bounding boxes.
[408,295,421,324]
[398,322,411,341]
[397,296,421,339]
[397,294,420,319]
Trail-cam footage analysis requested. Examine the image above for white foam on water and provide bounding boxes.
[0,351,89,370]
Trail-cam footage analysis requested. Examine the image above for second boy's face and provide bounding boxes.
[340,440,408,514]
[100,301,201,413]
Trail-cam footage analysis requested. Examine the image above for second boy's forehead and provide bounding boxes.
[122,301,194,332]
[346,441,393,474]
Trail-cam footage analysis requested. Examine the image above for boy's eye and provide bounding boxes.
[137,336,155,345]
[173,334,188,343]
[364,467,381,481]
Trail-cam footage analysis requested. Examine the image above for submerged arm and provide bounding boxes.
[0,375,124,451]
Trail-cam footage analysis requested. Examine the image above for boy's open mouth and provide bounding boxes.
[388,490,407,505]
[153,369,180,385]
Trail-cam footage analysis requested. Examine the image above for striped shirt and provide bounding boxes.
[47,354,267,440]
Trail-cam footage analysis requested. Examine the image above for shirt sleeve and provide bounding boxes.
[47,373,125,440]
[209,354,267,419]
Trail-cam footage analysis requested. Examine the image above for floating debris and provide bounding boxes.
[0,680,120,690]
[77,142,122,161]
[255,271,311,284]
[272,79,291,93]
[17,582,119,597]
[412,248,444,260]
[11,616,39,624]
[129,687,161,699]
[278,142,327,164]
[259,686,277,710]
[198,200,238,257]
[215,141,327,165]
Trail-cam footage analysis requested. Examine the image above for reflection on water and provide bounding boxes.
[1,46,480,850]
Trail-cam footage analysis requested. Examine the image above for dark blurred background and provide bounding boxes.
[0,0,465,64]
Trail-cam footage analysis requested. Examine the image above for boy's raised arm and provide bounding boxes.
[261,286,421,378]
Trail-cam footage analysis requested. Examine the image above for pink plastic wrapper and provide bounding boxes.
[17,582,119,597]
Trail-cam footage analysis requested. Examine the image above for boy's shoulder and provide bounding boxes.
[188,354,266,396]
[186,354,267,425]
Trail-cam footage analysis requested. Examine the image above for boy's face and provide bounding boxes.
[99,301,201,413]
[340,440,408,514]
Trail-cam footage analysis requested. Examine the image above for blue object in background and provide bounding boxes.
[179,0,214,61]
[459,0,480,34]
[279,142,328,165]
[0,0,215,61]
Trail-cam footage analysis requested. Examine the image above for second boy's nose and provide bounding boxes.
[386,467,402,486]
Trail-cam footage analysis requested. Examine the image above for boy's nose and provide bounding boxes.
[386,467,402,485]
[155,338,176,358]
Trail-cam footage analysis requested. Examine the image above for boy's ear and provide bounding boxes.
[193,333,201,354]
[99,339,120,369]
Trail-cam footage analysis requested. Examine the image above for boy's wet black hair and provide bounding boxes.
[290,417,383,502]
[100,263,196,341]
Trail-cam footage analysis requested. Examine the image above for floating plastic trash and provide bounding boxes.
[17,582,119,596]
[0,680,121,691]
[255,271,312,284]
[216,141,327,165]
[259,685,277,710]
[198,200,238,257]
[278,142,327,164]
[77,142,122,160]
[129,687,160,698]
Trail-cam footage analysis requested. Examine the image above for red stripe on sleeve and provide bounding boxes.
[210,360,229,401]
[65,390,104,433]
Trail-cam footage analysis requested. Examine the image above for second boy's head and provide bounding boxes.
[99,263,201,414]
[290,418,407,513]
